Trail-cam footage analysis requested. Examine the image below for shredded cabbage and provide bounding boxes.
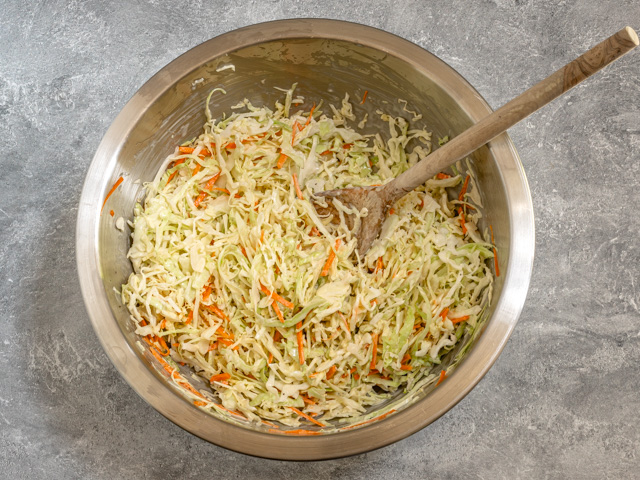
[121,86,495,427]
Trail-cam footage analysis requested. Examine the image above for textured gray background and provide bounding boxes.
[1,1,639,478]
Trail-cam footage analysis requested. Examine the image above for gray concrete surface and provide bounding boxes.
[1,1,639,478]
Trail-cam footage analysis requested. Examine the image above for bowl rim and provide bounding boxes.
[76,18,535,460]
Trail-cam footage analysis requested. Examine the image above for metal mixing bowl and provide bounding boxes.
[76,19,534,460]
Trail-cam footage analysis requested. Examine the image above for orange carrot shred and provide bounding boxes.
[276,152,288,169]
[369,333,378,371]
[259,284,294,309]
[320,239,341,277]
[109,209,114,217]
[210,373,231,383]
[185,310,193,325]
[439,307,449,320]
[458,174,470,201]
[304,104,316,127]
[326,365,337,380]
[375,256,384,273]
[166,160,185,184]
[192,163,202,176]
[202,285,212,302]
[272,301,285,323]
[160,319,167,329]
[203,304,229,322]
[460,212,467,234]
[296,321,305,365]
[389,207,395,215]
[400,365,413,371]
[193,400,208,407]
[101,176,124,213]
[289,406,325,427]
[340,409,396,430]
[451,315,470,324]
[291,173,303,200]
[194,171,221,207]
[291,121,300,146]
[225,142,236,150]
[436,172,451,180]
[301,395,316,405]
[436,370,447,386]
[360,90,368,104]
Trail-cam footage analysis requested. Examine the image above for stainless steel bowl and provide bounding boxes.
[76,19,534,460]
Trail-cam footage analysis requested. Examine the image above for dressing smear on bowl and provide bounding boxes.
[120,86,495,428]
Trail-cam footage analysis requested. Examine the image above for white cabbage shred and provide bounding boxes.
[121,86,495,428]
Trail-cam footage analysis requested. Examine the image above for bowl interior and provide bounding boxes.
[79,20,532,460]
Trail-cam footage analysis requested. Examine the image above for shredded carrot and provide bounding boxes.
[210,373,231,383]
[185,310,193,325]
[202,285,212,302]
[326,365,337,380]
[458,174,470,201]
[259,284,294,309]
[400,365,413,371]
[225,142,236,150]
[274,330,282,343]
[109,209,114,217]
[436,369,447,386]
[202,304,229,322]
[340,409,396,430]
[360,90,369,104]
[101,176,124,213]
[179,146,194,154]
[166,160,185,185]
[260,229,264,243]
[194,171,221,207]
[451,315,470,324]
[460,212,467,234]
[296,321,305,364]
[342,143,353,149]
[490,225,500,277]
[436,172,451,180]
[268,352,274,363]
[208,342,218,351]
[369,333,378,371]
[155,335,170,355]
[301,394,316,405]
[149,347,204,399]
[292,173,303,200]
[389,207,395,215]
[272,301,285,323]
[375,256,384,273]
[211,187,230,194]
[310,226,319,236]
[320,150,332,156]
[304,103,316,127]
[291,121,301,146]
[276,152,288,169]
[193,400,208,407]
[439,307,449,320]
[320,239,341,277]
[160,319,167,329]
[289,406,325,427]
[192,163,202,176]
[262,420,279,429]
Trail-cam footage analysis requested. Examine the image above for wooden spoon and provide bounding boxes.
[315,26,638,254]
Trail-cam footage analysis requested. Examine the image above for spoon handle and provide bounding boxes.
[386,26,639,201]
